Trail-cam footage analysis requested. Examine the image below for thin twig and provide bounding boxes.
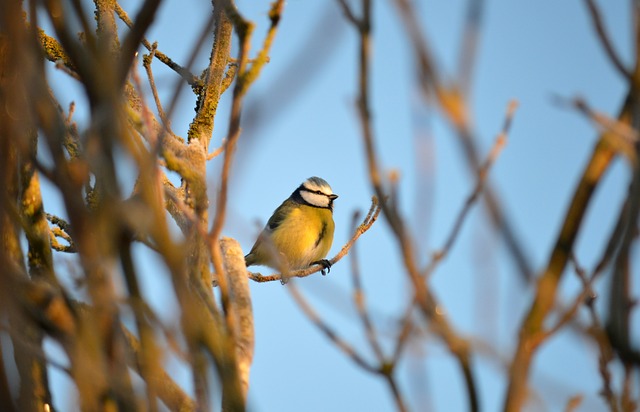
[392,0,534,283]
[349,211,385,362]
[456,0,485,97]
[503,91,633,412]
[287,281,377,373]
[142,45,175,136]
[113,1,199,85]
[557,96,638,163]
[207,139,226,160]
[348,210,409,412]
[424,100,516,278]
[569,255,619,411]
[583,0,631,80]
[340,1,480,410]
[46,214,76,252]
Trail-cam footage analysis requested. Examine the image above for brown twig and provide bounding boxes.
[349,211,384,362]
[568,255,619,411]
[583,0,631,80]
[456,0,485,97]
[338,1,480,410]
[503,89,633,412]
[142,45,175,136]
[557,96,638,163]
[287,281,377,372]
[424,100,516,278]
[392,0,534,283]
[115,2,200,85]
[45,214,76,252]
[348,211,409,412]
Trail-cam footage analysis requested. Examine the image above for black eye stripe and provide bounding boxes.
[302,187,331,197]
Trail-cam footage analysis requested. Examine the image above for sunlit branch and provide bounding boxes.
[556,96,639,163]
[46,214,76,253]
[503,91,634,412]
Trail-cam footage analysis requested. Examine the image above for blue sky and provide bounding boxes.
[41,0,636,411]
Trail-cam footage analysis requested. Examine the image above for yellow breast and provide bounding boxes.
[270,205,335,269]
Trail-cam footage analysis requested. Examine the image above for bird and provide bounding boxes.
[245,176,338,275]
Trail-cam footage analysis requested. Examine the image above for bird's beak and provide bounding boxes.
[329,194,338,200]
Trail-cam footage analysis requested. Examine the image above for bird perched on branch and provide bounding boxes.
[245,176,338,275]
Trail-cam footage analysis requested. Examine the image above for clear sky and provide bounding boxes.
[43,0,636,411]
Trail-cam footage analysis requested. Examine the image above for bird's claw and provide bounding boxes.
[312,259,332,276]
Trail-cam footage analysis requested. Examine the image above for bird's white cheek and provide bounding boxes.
[300,191,329,208]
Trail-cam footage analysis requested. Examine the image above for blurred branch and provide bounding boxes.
[207,1,286,409]
[456,0,485,96]
[424,100,516,278]
[114,2,200,86]
[583,0,631,80]
[337,1,480,410]
[557,96,639,163]
[117,0,163,86]
[205,4,253,410]
[142,45,175,136]
[221,238,254,399]
[287,281,378,373]
[606,144,640,367]
[121,327,196,412]
[568,255,619,411]
[46,214,76,253]
[504,85,636,412]
[348,211,408,412]
[247,196,381,283]
[506,16,640,401]
[349,211,384,362]
[393,0,534,283]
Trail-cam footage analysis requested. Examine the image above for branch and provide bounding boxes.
[142,45,175,136]
[121,327,196,412]
[338,1,480,410]
[583,0,631,80]
[220,237,254,399]
[347,211,409,412]
[287,281,378,373]
[114,2,200,86]
[392,0,534,283]
[557,96,639,163]
[503,91,634,412]
[117,0,163,87]
[424,100,516,277]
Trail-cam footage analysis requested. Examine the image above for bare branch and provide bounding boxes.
[583,0,631,80]
[287,281,378,373]
[114,2,200,85]
[424,100,516,278]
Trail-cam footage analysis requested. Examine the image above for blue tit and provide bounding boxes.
[245,176,338,274]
